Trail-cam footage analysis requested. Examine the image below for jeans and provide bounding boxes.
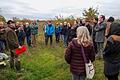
[63,35,68,47]
[45,35,53,46]
[96,42,104,58]
[55,35,60,43]
[26,36,31,46]
[72,74,86,80]
[31,34,37,47]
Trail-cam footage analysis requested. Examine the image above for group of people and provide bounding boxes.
[0,20,38,71]
[65,15,120,80]
[0,14,120,80]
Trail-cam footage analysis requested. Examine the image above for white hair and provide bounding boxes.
[76,26,92,46]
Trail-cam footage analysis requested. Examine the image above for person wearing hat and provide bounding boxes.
[5,20,22,71]
[103,22,120,80]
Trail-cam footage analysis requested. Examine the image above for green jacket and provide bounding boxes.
[30,24,38,35]
[5,27,19,50]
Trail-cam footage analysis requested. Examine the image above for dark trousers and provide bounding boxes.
[105,73,119,80]
[45,35,53,45]
[55,35,60,43]
[26,36,31,46]
[10,50,21,71]
[0,41,4,52]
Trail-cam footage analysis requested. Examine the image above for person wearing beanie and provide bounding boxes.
[103,22,120,80]
[105,17,115,38]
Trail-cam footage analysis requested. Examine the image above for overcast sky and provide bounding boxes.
[0,0,120,20]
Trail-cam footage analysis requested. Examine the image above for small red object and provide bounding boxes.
[15,45,27,55]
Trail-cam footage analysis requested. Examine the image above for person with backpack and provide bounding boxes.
[45,21,55,46]
[65,26,95,80]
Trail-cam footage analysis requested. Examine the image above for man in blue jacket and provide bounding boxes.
[45,21,55,46]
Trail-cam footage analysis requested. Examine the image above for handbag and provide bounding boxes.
[81,45,95,79]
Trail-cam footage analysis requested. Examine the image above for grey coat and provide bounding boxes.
[94,22,106,42]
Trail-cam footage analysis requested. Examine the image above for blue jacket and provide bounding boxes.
[55,26,62,35]
[45,24,55,36]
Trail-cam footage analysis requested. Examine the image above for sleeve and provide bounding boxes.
[94,23,106,32]
[51,25,55,34]
[65,42,72,64]
[7,31,19,48]
[89,45,95,62]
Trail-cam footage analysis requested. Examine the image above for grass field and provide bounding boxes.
[0,22,115,80]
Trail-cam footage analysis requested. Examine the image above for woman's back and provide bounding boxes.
[65,39,95,75]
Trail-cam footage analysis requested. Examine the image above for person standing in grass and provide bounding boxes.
[94,15,106,59]
[65,26,95,80]
[30,21,38,47]
[67,23,76,45]
[24,22,31,47]
[0,21,5,52]
[6,20,22,71]
[55,23,61,43]
[45,21,55,46]
[61,22,68,47]
[103,22,120,80]
[18,24,26,46]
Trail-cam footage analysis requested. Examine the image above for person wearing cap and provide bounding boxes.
[45,21,55,46]
[5,20,22,71]
[103,22,120,80]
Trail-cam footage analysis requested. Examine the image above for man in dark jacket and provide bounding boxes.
[6,20,21,71]
[103,22,120,80]
[24,22,31,46]
[61,22,68,47]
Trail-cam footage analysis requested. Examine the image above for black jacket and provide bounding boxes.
[103,37,120,64]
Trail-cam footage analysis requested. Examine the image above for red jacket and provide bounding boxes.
[65,39,95,75]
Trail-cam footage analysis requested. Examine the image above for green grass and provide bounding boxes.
[0,34,106,80]
[0,24,117,80]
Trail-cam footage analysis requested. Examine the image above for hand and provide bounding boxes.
[18,46,22,49]
[106,22,111,28]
